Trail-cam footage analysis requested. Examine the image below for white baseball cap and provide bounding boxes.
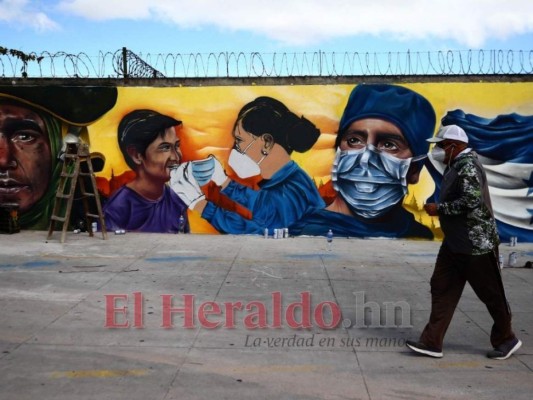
[427,124,469,144]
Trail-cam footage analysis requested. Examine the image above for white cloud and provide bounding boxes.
[0,0,59,32]
[15,0,533,47]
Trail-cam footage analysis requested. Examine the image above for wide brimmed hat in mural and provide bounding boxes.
[0,85,118,125]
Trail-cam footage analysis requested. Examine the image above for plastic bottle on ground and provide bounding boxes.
[326,229,333,251]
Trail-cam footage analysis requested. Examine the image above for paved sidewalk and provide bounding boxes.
[0,231,532,400]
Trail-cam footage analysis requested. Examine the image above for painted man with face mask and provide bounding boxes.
[289,84,436,238]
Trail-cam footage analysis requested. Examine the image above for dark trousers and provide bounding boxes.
[420,243,515,350]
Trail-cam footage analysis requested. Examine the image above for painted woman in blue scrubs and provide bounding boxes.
[174,96,325,234]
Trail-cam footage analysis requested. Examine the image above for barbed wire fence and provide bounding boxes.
[1,47,532,79]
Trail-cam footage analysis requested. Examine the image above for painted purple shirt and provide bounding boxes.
[104,185,189,233]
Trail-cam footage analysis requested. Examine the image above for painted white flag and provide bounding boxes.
[479,156,533,230]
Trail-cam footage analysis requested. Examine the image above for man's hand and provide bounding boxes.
[424,203,439,216]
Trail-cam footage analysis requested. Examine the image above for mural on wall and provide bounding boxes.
[1,82,532,241]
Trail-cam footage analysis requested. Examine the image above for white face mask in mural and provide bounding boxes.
[228,137,265,179]
[331,145,425,219]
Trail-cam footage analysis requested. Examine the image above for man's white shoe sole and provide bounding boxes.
[406,343,443,358]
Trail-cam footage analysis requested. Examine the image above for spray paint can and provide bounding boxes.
[264,228,269,238]
[178,215,185,233]
[91,222,97,232]
[499,254,504,269]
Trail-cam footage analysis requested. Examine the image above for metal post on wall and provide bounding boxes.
[122,47,128,80]
[226,52,229,77]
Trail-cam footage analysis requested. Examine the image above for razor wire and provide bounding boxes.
[1,49,532,79]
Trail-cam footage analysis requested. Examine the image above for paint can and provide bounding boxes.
[0,202,20,234]
[508,252,517,267]
[178,215,185,233]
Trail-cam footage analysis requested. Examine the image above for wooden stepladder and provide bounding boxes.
[47,142,108,243]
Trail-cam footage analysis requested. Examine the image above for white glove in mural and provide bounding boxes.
[170,162,205,209]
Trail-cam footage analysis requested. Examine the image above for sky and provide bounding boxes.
[1,0,533,57]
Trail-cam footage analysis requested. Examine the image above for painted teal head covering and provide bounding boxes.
[338,84,436,157]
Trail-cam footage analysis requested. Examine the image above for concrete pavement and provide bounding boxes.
[0,231,532,400]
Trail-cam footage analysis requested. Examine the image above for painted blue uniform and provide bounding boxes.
[202,161,325,234]
[289,205,433,239]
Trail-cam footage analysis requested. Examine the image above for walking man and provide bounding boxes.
[406,124,521,360]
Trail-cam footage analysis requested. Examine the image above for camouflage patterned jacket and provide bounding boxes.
[438,150,500,255]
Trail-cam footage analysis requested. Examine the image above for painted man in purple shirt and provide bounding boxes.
[104,110,189,233]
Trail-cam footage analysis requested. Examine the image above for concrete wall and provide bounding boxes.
[1,78,532,241]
